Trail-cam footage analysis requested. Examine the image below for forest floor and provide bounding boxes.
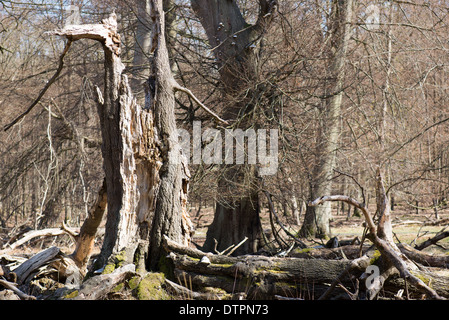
[1,202,448,259]
[1,201,448,300]
[190,202,449,255]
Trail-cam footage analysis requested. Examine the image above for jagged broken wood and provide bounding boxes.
[13,246,60,284]
[3,226,80,251]
[65,264,137,300]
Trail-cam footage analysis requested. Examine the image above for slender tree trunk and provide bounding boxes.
[299,0,353,238]
[147,0,194,269]
[131,0,152,101]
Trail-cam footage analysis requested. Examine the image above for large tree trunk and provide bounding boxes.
[191,0,277,255]
[299,0,353,238]
[52,8,193,273]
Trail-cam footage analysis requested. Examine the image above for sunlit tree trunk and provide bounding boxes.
[299,0,353,238]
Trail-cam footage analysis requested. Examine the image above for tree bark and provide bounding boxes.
[147,0,194,270]
[299,0,353,238]
[164,235,356,299]
[70,179,107,272]
[51,9,193,273]
[191,0,277,255]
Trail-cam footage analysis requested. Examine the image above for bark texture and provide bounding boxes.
[147,0,194,270]
[52,10,192,273]
[300,0,353,238]
[191,0,277,255]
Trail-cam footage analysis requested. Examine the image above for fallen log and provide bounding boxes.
[13,246,60,284]
[415,230,449,251]
[398,243,449,268]
[163,236,360,299]
[64,264,137,300]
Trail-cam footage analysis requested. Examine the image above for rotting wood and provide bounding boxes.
[163,235,357,299]
[71,179,107,272]
[13,246,60,285]
[65,264,137,300]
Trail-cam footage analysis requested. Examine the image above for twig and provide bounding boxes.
[172,82,230,126]
[310,195,376,235]
[225,237,248,256]
[4,40,72,131]
[333,169,366,205]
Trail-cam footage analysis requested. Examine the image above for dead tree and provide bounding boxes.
[48,2,227,272]
[30,1,221,273]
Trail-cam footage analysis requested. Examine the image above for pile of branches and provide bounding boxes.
[0,172,448,300]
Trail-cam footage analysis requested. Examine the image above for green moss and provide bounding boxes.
[63,290,79,299]
[114,250,126,267]
[370,250,382,264]
[102,250,127,275]
[158,253,175,279]
[293,247,315,254]
[136,272,171,300]
[412,271,432,287]
[112,282,125,293]
[127,276,141,290]
[102,264,116,275]
[211,263,233,268]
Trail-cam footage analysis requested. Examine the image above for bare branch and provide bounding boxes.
[309,195,376,234]
[172,82,230,125]
[4,40,72,132]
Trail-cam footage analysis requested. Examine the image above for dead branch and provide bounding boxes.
[172,82,230,125]
[165,278,220,300]
[3,226,79,251]
[264,191,307,248]
[0,279,36,300]
[309,170,445,300]
[3,40,72,132]
[415,230,449,251]
[309,195,376,234]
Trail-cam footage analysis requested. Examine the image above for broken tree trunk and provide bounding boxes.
[70,179,107,273]
[50,8,193,273]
